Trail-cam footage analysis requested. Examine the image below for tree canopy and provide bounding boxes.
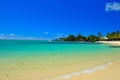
[106,31,120,41]
[55,31,120,42]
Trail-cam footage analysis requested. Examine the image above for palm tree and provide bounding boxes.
[65,34,76,41]
[76,33,84,41]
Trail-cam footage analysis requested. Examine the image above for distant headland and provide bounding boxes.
[55,31,120,42]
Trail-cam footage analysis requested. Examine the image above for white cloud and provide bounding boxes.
[43,32,49,34]
[8,34,15,36]
[0,33,15,39]
[0,33,50,40]
[54,33,64,39]
[105,2,120,11]
[56,33,63,36]
[0,33,15,38]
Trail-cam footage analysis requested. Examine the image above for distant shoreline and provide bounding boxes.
[97,41,120,46]
[0,39,120,46]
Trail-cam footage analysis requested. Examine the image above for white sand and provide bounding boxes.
[98,41,120,46]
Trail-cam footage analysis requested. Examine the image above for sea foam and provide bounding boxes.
[44,62,112,80]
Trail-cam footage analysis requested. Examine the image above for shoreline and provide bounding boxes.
[0,40,120,80]
[49,62,113,80]
[97,41,120,46]
[69,59,120,80]
[47,59,120,80]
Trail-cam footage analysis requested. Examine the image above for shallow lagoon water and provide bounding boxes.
[0,40,120,80]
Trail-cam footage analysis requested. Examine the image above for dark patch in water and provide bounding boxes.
[0,40,102,46]
[109,46,120,48]
[6,74,9,77]
[43,42,101,45]
[11,67,14,70]
[21,62,25,66]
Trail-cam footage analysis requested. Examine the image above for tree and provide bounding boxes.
[65,34,76,41]
[98,32,103,41]
[54,30,120,42]
[86,34,99,42]
[98,32,102,37]
[58,38,65,41]
[106,31,120,40]
[76,33,85,41]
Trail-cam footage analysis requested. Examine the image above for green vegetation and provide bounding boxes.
[55,31,120,42]
[86,34,100,42]
[65,35,76,41]
[106,31,120,41]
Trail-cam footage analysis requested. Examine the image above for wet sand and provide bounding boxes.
[0,59,120,80]
[70,60,120,80]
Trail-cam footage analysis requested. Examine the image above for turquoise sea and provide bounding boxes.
[0,40,120,80]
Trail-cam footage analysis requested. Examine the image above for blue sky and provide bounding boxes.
[0,0,120,39]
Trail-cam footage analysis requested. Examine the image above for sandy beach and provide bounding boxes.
[1,59,120,80]
[0,40,120,80]
[0,0,120,79]
[69,60,120,80]
[98,41,120,46]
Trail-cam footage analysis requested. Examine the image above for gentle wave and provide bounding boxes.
[44,62,112,80]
